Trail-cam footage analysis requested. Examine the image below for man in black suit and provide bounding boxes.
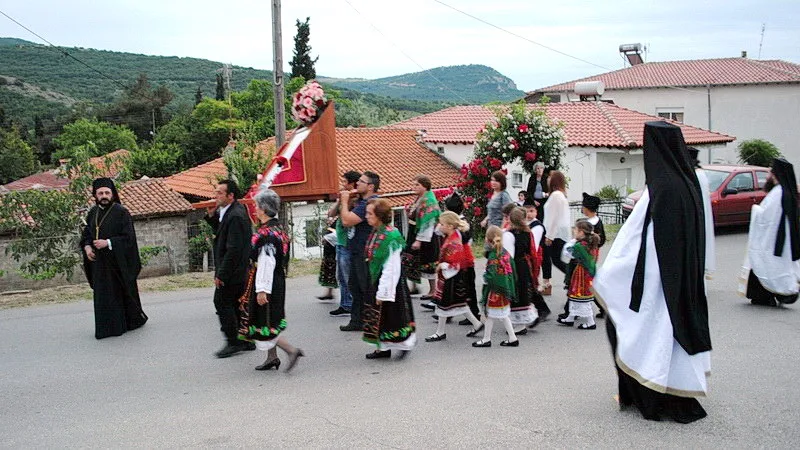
[205,179,254,358]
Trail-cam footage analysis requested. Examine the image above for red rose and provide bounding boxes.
[525,152,536,161]
[519,124,529,133]
[473,206,482,216]
[510,139,519,150]
[480,167,489,177]
[490,159,501,169]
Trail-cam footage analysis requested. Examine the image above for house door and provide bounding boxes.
[611,168,632,196]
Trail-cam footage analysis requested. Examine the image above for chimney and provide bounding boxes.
[741,50,747,58]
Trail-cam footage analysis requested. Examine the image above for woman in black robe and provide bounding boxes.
[80,178,147,339]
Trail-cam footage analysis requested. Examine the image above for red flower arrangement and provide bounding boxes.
[291,80,328,126]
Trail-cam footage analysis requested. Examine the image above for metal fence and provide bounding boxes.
[569,199,625,225]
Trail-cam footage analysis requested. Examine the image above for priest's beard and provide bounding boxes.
[763,177,777,192]
[97,198,112,208]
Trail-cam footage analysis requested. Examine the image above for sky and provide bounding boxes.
[1,0,799,92]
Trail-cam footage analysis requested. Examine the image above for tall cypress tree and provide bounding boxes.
[215,74,225,101]
[290,17,319,80]
[195,85,204,106]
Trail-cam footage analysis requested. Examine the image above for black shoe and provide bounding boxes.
[500,339,519,347]
[329,307,351,317]
[420,294,434,301]
[285,349,305,372]
[466,323,484,337]
[431,315,451,323]
[255,358,281,370]
[596,311,606,319]
[458,318,472,326]
[472,340,491,347]
[425,333,446,342]
[340,322,362,332]
[578,323,597,330]
[421,302,436,310]
[317,294,334,301]
[366,350,391,359]
[527,318,541,329]
[215,343,244,358]
[538,310,551,321]
[556,317,574,326]
[515,328,528,336]
[396,350,410,360]
[243,341,256,351]
[557,312,569,320]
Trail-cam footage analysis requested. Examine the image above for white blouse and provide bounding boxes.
[255,244,277,294]
[544,190,571,242]
[376,248,403,301]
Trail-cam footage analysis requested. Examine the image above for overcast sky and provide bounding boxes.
[2,0,798,92]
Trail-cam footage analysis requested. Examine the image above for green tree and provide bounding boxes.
[223,133,270,192]
[195,85,203,106]
[290,17,318,81]
[738,139,781,167]
[123,142,185,179]
[53,118,138,160]
[215,73,226,101]
[0,127,38,184]
[101,73,174,142]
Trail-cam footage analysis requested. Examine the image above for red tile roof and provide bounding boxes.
[118,178,193,219]
[388,103,734,148]
[4,149,131,192]
[166,129,459,201]
[532,58,800,93]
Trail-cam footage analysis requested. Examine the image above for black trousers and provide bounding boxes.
[543,238,567,280]
[348,251,369,327]
[214,282,245,344]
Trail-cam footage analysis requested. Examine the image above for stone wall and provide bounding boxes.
[0,215,190,293]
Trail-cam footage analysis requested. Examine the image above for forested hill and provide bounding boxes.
[320,65,525,104]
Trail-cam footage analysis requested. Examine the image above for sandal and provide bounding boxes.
[472,340,491,347]
[425,333,446,342]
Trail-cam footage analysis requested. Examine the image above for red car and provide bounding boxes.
[621,164,771,227]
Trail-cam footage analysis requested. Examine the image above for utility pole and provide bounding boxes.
[272,0,286,148]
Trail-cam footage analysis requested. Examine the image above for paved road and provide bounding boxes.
[1,228,799,448]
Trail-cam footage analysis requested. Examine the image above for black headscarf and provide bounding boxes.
[444,191,464,215]
[687,147,701,168]
[92,177,121,204]
[771,158,800,261]
[582,192,600,212]
[630,121,711,355]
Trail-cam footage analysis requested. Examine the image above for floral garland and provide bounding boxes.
[454,101,566,223]
[291,80,328,126]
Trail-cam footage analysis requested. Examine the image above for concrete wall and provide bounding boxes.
[548,83,800,167]
[0,215,189,292]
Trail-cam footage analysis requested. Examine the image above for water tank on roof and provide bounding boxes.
[574,81,605,96]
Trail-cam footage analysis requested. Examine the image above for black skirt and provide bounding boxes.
[318,240,338,288]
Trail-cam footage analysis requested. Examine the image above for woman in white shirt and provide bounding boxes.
[240,188,304,372]
[542,170,571,295]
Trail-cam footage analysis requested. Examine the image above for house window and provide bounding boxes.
[305,218,324,248]
[437,146,445,154]
[511,171,524,188]
[656,108,684,123]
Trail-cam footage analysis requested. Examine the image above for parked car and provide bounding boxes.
[621,164,771,227]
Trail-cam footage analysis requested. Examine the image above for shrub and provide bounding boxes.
[595,185,621,200]
[737,139,781,167]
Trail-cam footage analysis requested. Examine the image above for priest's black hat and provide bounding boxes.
[687,147,701,168]
[770,158,799,260]
[92,177,120,203]
[582,192,600,212]
[444,191,464,215]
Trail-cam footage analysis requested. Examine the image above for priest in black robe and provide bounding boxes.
[594,122,712,423]
[742,158,800,306]
[80,178,148,339]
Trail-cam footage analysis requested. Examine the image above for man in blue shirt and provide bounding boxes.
[338,171,381,331]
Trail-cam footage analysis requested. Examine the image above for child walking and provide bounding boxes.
[472,226,519,347]
[557,219,600,330]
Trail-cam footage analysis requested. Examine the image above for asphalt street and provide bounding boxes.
[1,228,799,448]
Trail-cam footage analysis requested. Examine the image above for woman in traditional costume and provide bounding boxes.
[238,188,304,372]
[426,212,483,342]
[316,219,338,300]
[472,225,518,348]
[361,198,417,359]
[403,175,441,302]
[502,207,539,334]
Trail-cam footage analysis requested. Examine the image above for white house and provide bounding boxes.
[526,57,800,167]
[388,103,734,202]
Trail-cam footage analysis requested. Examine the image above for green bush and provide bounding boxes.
[737,139,781,167]
[595,185,621,200]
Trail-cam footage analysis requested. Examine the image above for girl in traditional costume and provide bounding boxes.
[238,188,304,372]
[403,175,441,302]
[502,207,539,334]
[472,226,519,348]
[557,219,600,330]
[362,198,417,359]
[426,212,483,342]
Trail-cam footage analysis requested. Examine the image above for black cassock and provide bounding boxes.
[80,203,148,339]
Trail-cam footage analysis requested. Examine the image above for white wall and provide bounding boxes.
[548,83,800,167]
[423,142,474,167]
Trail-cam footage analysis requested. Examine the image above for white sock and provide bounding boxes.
[501,317,517,341]
[482,319,494,342]
[435,316,447,336]
[464,311,482,329]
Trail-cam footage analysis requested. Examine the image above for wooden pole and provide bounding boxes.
[272,0,286,148]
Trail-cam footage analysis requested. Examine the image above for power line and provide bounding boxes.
[430,0,707,96]
[340,0,472,105]
[0,9,160,103]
